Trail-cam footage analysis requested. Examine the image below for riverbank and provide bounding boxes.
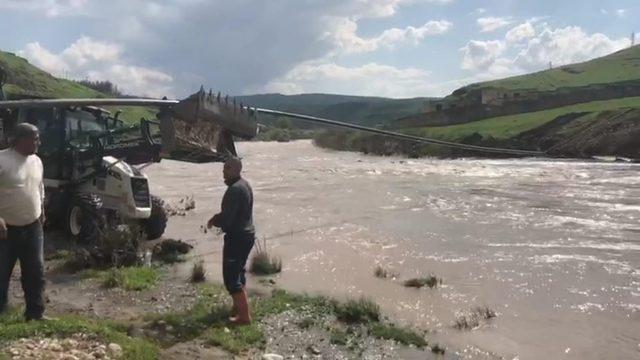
[0,230,445,360]
[313,101,640,160]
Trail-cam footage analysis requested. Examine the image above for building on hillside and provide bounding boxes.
[481,88,539,106]
[424,87,539,113]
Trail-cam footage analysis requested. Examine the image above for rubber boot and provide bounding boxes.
[230,289,251,325]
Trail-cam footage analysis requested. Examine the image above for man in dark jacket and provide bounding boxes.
[207,157,255,325]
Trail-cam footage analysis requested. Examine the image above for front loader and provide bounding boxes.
[0,81,258,243]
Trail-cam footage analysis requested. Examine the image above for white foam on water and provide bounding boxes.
[531,254,639,276]
[572,302,607,313]
[542,215,626,231]
[489,240,640,252]
[576,200,640,213]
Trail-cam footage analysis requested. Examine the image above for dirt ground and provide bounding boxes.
[3,229,442,360]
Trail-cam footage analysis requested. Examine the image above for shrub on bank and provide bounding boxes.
[250,238,282,275]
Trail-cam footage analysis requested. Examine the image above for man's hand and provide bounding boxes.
[0,217,7,240]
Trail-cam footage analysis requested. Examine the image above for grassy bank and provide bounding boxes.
[314,96,640,158]
[413,96,640,140]
[150,284,432,355]
[0,309,159,360]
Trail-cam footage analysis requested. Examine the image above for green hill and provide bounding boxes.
[0,50,104,99]
[238,93,432,127]
[463,44,640,92]
[316,46,640,159]
[0,50,156,123]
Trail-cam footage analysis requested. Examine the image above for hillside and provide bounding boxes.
[238,93,432,127]
[316,46,640,159]
[0,50,156,123]
[469,44,640,92]
[0,51,104,99]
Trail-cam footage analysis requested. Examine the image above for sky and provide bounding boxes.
[0,0,637,98]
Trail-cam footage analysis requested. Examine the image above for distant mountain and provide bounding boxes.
[237,93,435,127]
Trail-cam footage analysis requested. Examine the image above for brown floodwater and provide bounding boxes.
[145,140,640,360]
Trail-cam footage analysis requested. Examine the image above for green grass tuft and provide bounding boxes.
[329,328,349,345]
[403,276,441,289]
[368,323,428,347]
[431,343,446,355]
[101,266,159,291]
[205,324,265,354]
[0,308,159,360]
[190,260,206,283]
[335,298,380,324]
[250,252,282,275]
[250,238,282,275]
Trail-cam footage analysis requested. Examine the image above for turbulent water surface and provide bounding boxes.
[146,140,639,360]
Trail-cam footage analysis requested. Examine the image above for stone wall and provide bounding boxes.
[394,80,640,129]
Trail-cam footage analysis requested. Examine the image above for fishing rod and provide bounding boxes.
[254,108,545,157]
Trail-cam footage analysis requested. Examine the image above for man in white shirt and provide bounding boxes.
[0,123,46,321]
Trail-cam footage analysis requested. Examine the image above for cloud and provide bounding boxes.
[18,37,173,97]
[477,17,513,33]
[471,8,487,16]
[330,18,452,53]
[505,22,536,43]
[513,25,629,70]
[460,24,630,85]
[615,9,627,18]
[259,61,435,98]
[0,0,88,17]
[3,0,453,97]
[460,40,506,70]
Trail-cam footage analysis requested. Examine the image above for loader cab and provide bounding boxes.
[12,105,160,182]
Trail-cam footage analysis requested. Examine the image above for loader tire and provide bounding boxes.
[66,193,105,245]
[144,195,167,240]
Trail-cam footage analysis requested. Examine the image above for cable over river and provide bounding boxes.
[147,140,640,360]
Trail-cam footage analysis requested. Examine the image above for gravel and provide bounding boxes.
[2,333,122,360]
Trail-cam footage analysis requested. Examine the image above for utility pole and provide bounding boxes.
[549,61,553,70]
[632,32,636,46]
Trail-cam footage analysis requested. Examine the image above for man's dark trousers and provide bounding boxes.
[223,232,255,294]
[0,220,45,320]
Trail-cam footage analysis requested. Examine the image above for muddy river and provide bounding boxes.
[146,140,639,360]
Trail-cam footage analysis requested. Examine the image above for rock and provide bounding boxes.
[127,325,144,338]
[62,338,79,349]
[107,343,123,357]
[269,279,276,284]
[262,354,284,360]
[307,345,321,355]
[60,355,79,360]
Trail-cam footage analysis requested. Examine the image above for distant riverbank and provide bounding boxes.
[313,106,640,160]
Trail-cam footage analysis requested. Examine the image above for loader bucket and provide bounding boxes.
[159,88,258,163]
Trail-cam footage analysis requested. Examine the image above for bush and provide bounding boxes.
[205,324,265,353]
[374,265,398,279]
[102,267,159,291]
[368,323,427,347]
[403,275,441,289]
[249,238,282,275]
[453,306,497,330]
[335,298,380,323]
[190,260,206,283]
[152,239,193,264]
